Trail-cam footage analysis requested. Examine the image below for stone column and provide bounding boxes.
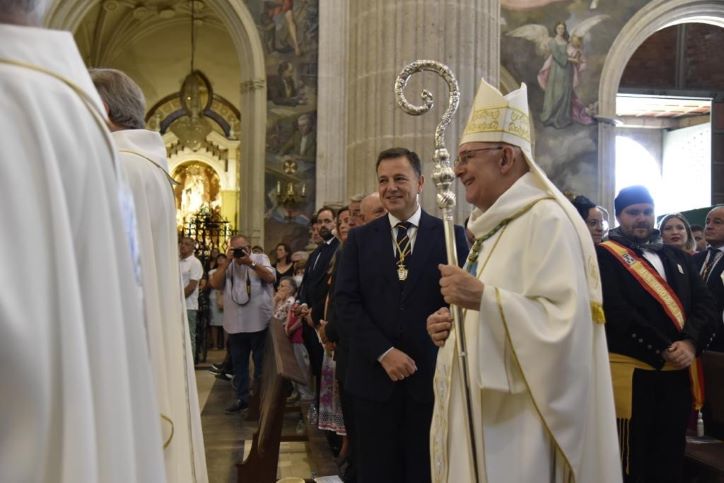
[346,0,500,220]
[316,0,349,208]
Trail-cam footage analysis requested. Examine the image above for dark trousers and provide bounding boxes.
[228,329,267,403]
[624,368,691,483]
[353,384,433,483]
[339,380,356,481]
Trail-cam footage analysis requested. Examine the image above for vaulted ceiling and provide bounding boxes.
[74,0,242,110]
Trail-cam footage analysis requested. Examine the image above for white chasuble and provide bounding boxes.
[0,25,166,482]
[113,129,208,482]
[430,173,620,483]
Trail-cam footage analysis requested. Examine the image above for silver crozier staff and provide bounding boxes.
[394,60,479,483]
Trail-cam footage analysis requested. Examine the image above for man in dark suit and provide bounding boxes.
[693,205,724,352]
[334,147,468,483]
[299,206,339,392]
[597,186,717,483]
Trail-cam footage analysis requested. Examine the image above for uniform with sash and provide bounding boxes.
[597,230,716,483]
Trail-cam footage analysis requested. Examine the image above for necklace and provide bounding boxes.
[394,235,412,281]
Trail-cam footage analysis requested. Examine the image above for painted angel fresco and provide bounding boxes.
[507,15,608,128]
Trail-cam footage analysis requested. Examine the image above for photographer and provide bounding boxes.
[210,235,275,413]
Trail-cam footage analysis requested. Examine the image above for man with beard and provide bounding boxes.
[299,206,339,397]
[597,185,716,482]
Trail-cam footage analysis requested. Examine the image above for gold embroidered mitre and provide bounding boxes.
[459,78,605,322]
[459,79,532,161]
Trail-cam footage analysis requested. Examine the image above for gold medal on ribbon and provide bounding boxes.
[397,264,408,281]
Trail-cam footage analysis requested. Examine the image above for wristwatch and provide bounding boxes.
[250,262,257,269]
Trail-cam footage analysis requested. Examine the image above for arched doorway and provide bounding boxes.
[597,0,724,215]
[43,0,268,244]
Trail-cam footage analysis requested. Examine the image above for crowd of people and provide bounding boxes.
[3,2,724,482]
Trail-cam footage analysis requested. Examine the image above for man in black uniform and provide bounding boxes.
[597,185,716,483]
[693,205,724,351]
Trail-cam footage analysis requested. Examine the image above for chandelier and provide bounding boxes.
[172,0,212,150]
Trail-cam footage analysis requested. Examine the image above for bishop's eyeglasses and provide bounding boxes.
[454,146,503,167]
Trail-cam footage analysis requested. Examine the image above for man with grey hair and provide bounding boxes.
[90,68,209,482]
[360,191,387,224]
[0,3,165,482]
[348,192,364,228]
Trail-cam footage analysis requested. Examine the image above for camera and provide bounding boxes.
[233,247,249,258]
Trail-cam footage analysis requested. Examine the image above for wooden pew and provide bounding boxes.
[685,351,724,482]
[237,320,307,483]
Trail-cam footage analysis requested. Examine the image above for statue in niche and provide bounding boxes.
[507,15,608,128]
[173,163,221,227]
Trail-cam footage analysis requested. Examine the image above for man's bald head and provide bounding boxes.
[360,192,386,224]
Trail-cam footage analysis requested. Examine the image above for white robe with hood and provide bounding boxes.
[430,173,621,483]
[112,129,208,482]
[0,24,166,482]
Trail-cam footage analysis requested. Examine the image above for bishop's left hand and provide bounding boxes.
[438,264,485,310]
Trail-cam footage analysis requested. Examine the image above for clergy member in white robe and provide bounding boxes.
[90,68,209,483]
[426,80,621,482]
[0,3,166,482]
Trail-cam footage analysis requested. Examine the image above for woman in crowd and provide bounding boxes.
[572,194,608,244]
[273,242,294,289]
[659,213,697,254]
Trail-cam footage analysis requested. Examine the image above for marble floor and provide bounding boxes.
[197,349,331,483]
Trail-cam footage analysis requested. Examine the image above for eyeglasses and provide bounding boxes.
[454,147,503,167]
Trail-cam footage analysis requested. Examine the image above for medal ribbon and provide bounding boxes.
[395,221,412,280]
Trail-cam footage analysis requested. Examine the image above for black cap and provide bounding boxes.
[614,185,654,216]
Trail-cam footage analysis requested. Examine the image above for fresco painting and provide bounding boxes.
[247,0,319,251]
[502,0,649,197]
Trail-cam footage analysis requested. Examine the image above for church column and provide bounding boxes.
[316,0,349,208]
[346,0,500,220]
[238,79,267,245]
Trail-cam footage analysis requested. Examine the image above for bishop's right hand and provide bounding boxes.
[427,307,453,347]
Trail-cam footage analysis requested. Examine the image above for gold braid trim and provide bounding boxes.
[118,149,179,190]
[591,303,605,325]
[494,287,577,482]
[160,413,175,449]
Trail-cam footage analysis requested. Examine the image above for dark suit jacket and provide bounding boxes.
[299,237,340,326]
[323,247,349,381]
[597,236,717,368]
[334,211,469,403]
[694,248,724,351]
[298,237,339,375]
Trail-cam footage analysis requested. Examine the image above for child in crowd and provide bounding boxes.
[275,277,314,401]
